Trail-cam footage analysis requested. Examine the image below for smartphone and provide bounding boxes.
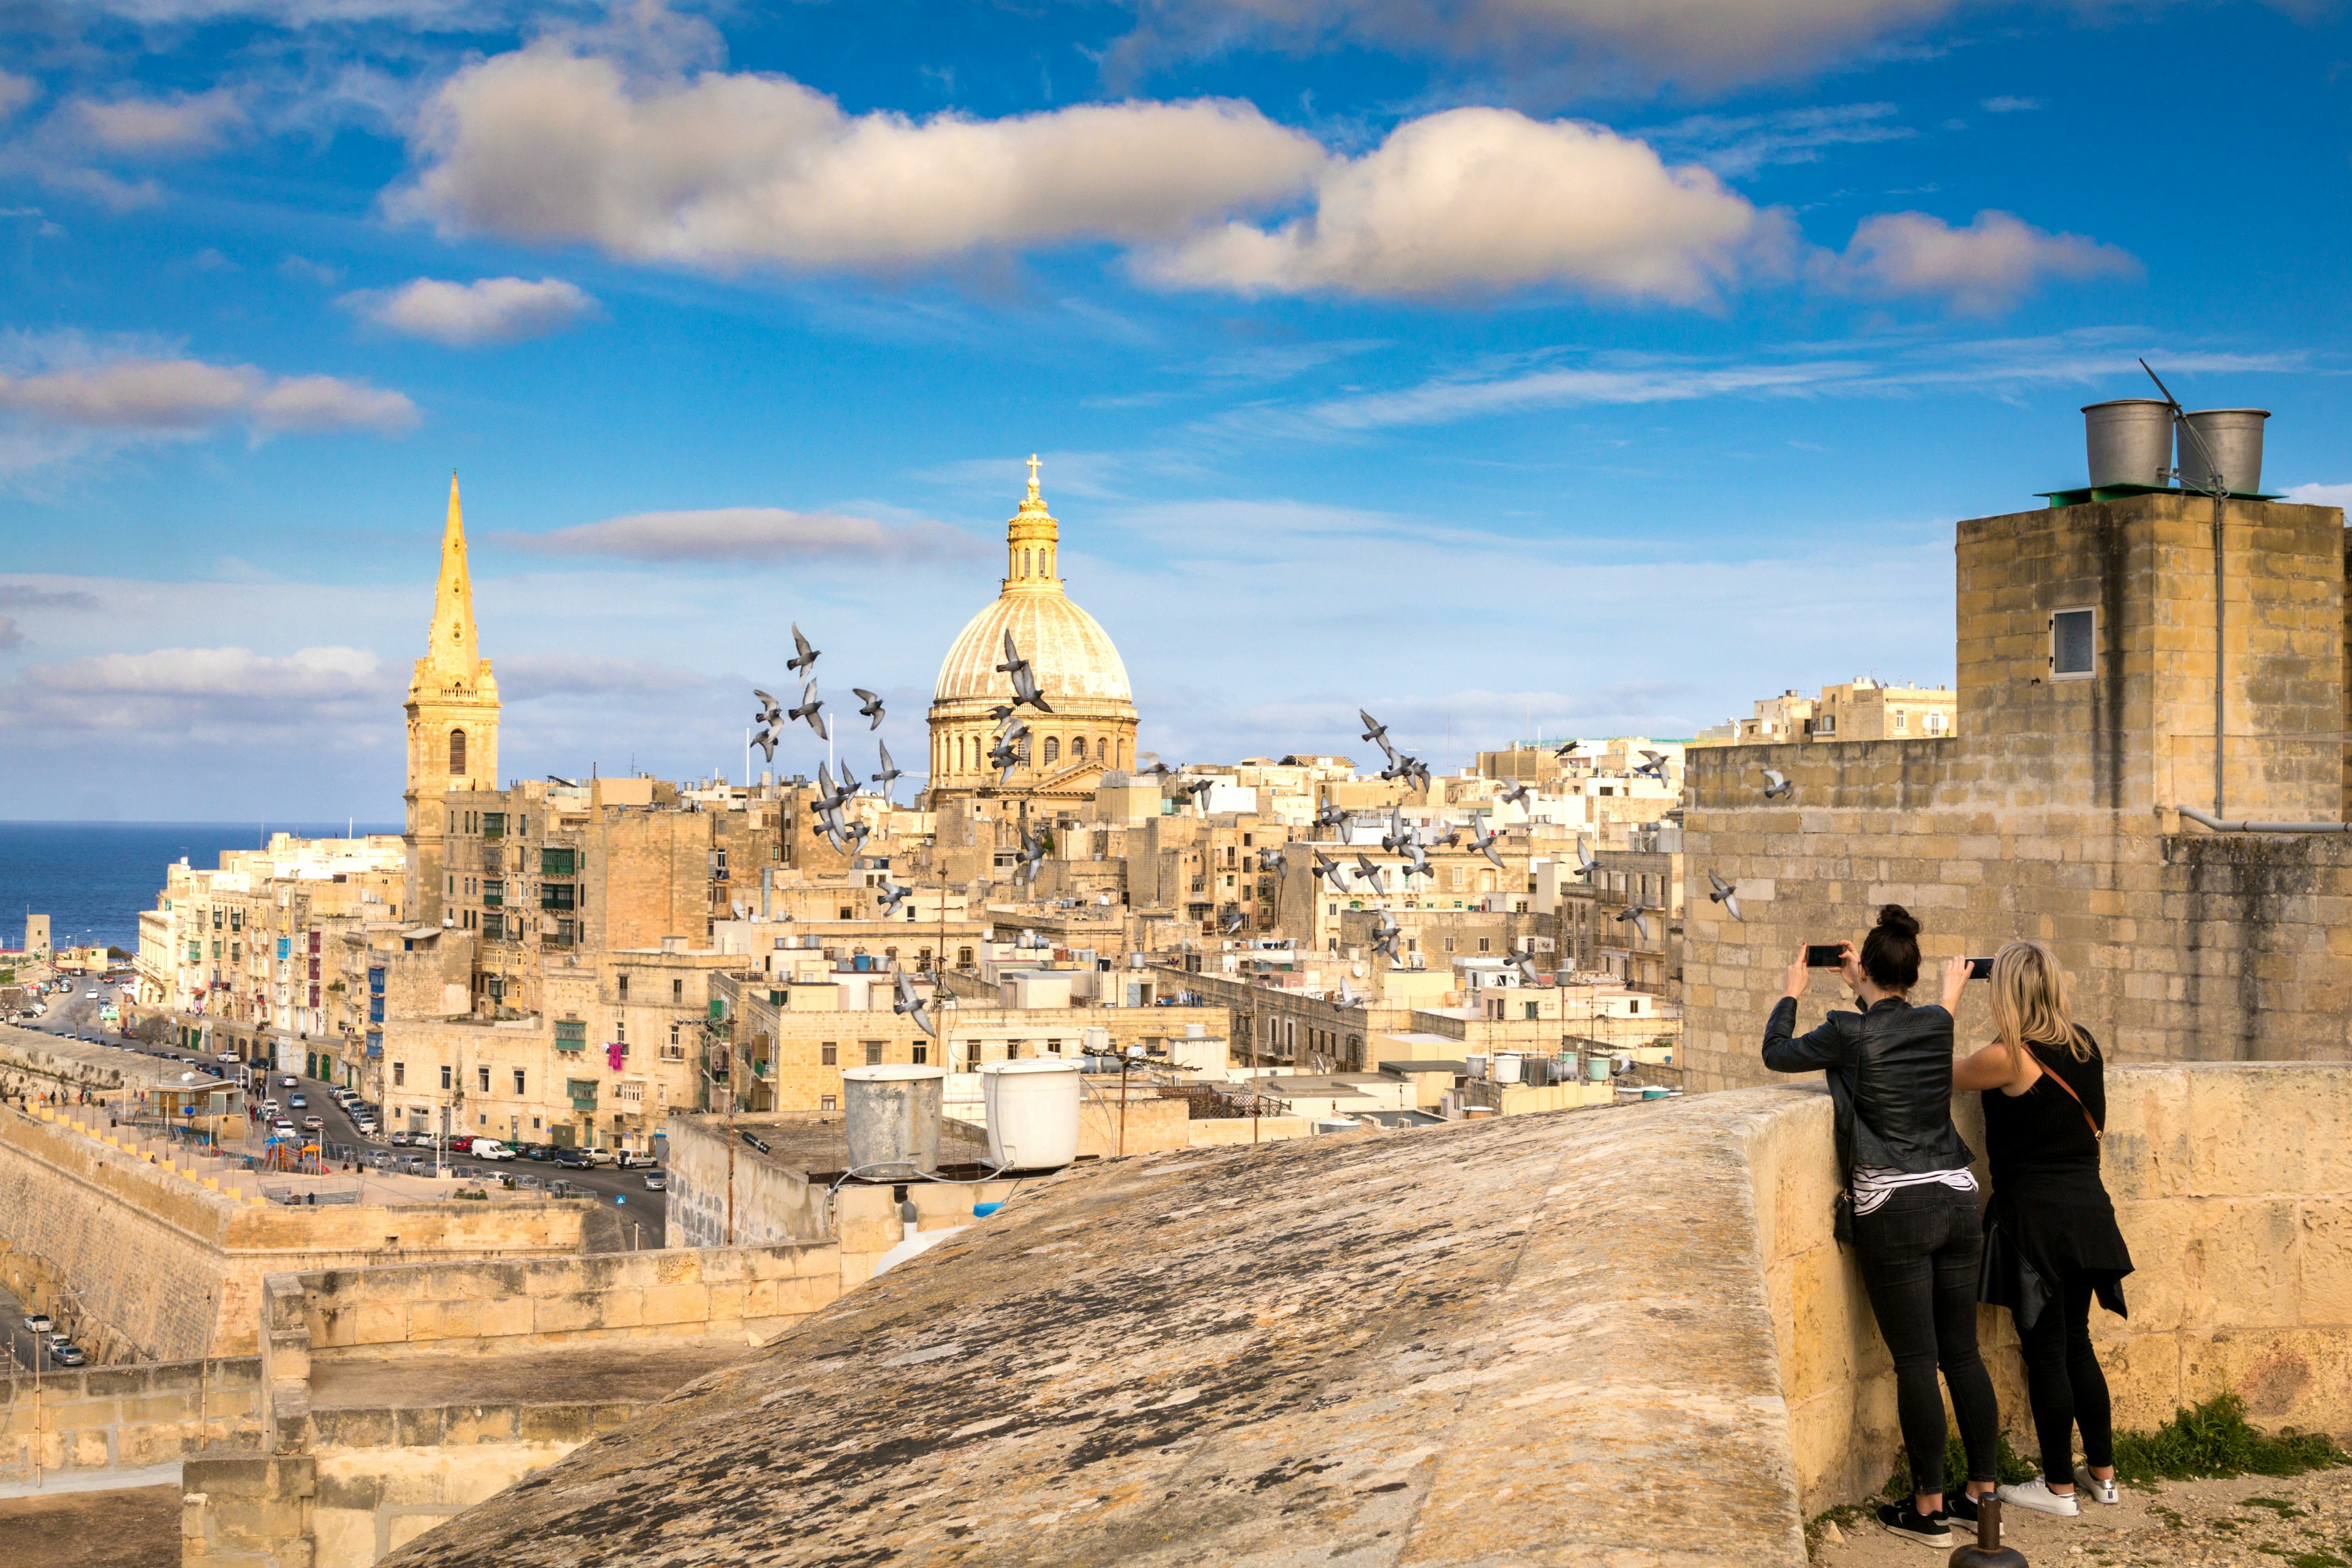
[1804,944,1845,968]
[1966,957,1995,980]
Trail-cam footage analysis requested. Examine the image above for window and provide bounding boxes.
[957,946,974,968]
[820,1095,837,1111]
[713,849,728,880]
[617,974,629,1001]
[541,883,575,911]
[821,1042,837,1066]
[1073,737,1087,760]
[440,1065,453,1090]
[482,812,505,840]
[669,1022,681,1047]
[1926,712,1950,736]
[1043,737,1060,764]
[912,1044,929,1065]
[864,1041,885,1065]
[1893,710,1909,733]
[671,978,684,1004]
[2051,607,2095,679]
[614,1019,626,1043]
[541,847,576,877]
[477,1066,491,1093]
[448,729,467,774]
[554,1020,586,1052]
[1817,714,1837,736]
[394,1061,406,1087]
[1478,937,1491,953]
[513,1069,526,1095]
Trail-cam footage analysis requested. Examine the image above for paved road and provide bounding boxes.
[18,985,668,1245]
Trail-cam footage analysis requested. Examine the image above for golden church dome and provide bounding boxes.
[925,459,1140,803]
[930,462,1133,707]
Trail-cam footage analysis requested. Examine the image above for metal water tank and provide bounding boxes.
[2176,409,2269,496]
[2081,399,2174,488]
[981,1060,1081,1170]
[840,1065,946,1178]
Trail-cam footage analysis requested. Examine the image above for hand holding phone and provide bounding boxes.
[1965,957,1994,981]
[1804,944,1845,968]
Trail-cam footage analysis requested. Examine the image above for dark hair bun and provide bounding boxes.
[1861,904,1923,991]
[1876,904,1919,938]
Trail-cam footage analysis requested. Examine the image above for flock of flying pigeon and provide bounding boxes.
[745,639,1792,1031]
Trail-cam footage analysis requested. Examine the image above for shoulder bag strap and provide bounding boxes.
[2032,1045,2103,1141]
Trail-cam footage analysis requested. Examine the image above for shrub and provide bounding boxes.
[1883,1431,2038,1498]
[2109,1394,2348,1488]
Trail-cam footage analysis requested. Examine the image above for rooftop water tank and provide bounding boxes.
[1493,1053,1523,1085]
[840,1065,945,1179]
[980,1059,1080,1171]
[2081,399,2174,489]
[2177,409,2269,496]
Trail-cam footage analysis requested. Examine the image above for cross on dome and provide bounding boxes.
[1025,453,1041,499]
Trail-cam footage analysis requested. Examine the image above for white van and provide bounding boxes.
[469,1139,513,1162]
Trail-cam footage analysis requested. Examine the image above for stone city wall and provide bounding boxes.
[1744,1062,2352,1516]
[0,1104,595,1360]
[1,1355,263,1488]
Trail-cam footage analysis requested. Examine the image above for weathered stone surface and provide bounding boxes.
[382,1094,1817,1567]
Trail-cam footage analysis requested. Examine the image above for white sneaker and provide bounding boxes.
[2074,1466,2120,1505]
[1998,1477,2081,1517]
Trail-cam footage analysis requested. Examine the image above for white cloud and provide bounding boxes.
[0,72,38,121]
[346,275,598,346]
[396,47,1327,272]
[1978,96,2042,112]
[74,88,246,156]
[2282,482,2352,509]
[0,356,418,435]
[509,507,984,564]
[1645,102,1915,178]
[1838,209,2138,312]
[1137,108,1788,303]
[0,645,399,740]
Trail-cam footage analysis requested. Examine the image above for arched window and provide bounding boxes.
[448,729,467,775]
[1073,737,1087,760]
[1097,737,1108,764]
[1043,737,1060,765]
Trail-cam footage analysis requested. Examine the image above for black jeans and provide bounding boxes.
[1853,1183,2000,1498]
[2016,1267,2114,1483]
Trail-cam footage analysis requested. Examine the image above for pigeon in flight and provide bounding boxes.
[1381,806,1411,854]
[789,684,828,740]
[1311,850,1341,883]
[1254,846,1288,873]
[877,876,911,916]
[1467,822,1506,869]
[786,624,820,677]
[1400,837,1433,881]
[1016,827,1047,883]
[989,735,1024,783]
[1314,799,1347,832]
[1514,954,1545,988]
[1616,903,1652,941]
[546,775,579,788]
[1370,911,1401,963]
[1759,767,1794,801]
[750,728,778,764]
[871,742,902,797]
[997,631,1054,714]
[1359,710,1390,750]
[1575,840,1599,881]
[1634,749,1670,781]
[1221,905,1245,935]
[1707,869,1744,922]
[1499,779,1531,807]
[1336,977,1359,1008]
[853,689,886,730]
[892,967,936,1037]
[1353,853,1385,891]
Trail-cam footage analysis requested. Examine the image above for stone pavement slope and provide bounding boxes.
[380,1091,1816,1568]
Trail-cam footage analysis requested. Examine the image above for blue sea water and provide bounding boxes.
[0,823,401,956]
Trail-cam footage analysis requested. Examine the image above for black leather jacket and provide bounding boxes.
[1763,995,1974,1175]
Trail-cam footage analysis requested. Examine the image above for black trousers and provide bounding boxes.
[1853,1183,2001,1497]
[2016,1266,2114,1483]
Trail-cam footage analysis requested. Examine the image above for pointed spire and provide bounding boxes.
[428,469,479,677]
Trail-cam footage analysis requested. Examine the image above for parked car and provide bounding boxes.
[279,1075,296,1088]
[301,1117,323,1133]
[616,1150,656,1169]
[354,1120,379,1137]
[367,1152,393,1170]
[23,1313,52,1333]
[446,1136,474,1153]
[641,1172,667,1191]
[585,1148,618,1167]
[287,1094,307,1109]
[52,1344,86,1366]
[271,1120,296,1137]
[520,1143,556,1162]
[554,1148,595,1169]
[388,1131,413,1147]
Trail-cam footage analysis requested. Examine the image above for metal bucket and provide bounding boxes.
[2081,399,2174,489]
[2176,409,2269,496]
[841,1065,944,1178]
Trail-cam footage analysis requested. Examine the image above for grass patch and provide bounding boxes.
[2110,1395,2350,1488]
[1880,1431,2038,1499]
[2243,1496,2308,1517]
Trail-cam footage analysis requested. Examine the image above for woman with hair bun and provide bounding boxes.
[1765,905,2000,1549]
[1953,940,2132,1518]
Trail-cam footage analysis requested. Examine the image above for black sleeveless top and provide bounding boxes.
[1980,1030,2133,1311]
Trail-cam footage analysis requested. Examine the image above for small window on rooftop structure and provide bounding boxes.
[2051,608,2095,680]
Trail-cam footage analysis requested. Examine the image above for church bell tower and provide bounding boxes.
[404,473,501,925]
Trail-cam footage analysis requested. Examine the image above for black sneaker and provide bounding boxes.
[1877,1501,1953,1547]
[1946,1487,1985,1526]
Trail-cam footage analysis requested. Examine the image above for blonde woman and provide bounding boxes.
[1950,941,2133,1518]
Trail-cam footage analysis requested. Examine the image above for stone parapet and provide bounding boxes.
[0,1354,263,1488]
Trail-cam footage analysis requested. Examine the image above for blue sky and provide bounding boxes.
[0,0,2344,818]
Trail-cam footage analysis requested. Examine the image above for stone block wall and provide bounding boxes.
[1,1355,263,1487]
[0,1103,596,1360]
[1743,1063,2352,1517]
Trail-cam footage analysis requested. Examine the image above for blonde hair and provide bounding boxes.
[1991,940,2087,1076]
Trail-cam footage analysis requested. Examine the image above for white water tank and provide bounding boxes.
[1493,1053,1524,1084]
[980,1060,1081,1171]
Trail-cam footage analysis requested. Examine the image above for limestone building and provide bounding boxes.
[925,460,1139,809]
[1679,489,2351,1090]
